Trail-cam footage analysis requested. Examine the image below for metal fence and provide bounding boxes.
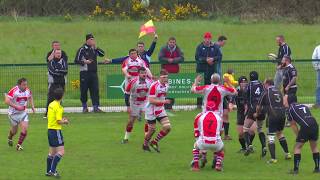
[0,60,317,110]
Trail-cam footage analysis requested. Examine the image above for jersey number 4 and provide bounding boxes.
[255,87,261,95]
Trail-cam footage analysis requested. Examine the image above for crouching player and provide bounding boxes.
[143,69,171,152]
[46,88,69,177]
[191,101,225,172]
[5,78,35,151]
[121,67,153,143]
[284,95,320,174]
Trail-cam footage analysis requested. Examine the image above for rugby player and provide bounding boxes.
[5,78,35,151]
[284,96,320,174]
[143,69,171,152]
[121,67,153,143]
[256,78,291,164]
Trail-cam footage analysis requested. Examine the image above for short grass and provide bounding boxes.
[0,110,319,179]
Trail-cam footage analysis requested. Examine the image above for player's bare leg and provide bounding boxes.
[310,141,320,173]
[16,121,28,151]
[276,131,291,159]
[289,142,304,174]
[143,122,155,152]
[8,125,18,147]
[150,117,171,153]
[122,116,137,144]
[243,118,255,156]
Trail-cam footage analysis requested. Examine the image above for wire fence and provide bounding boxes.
[0,60,317,110]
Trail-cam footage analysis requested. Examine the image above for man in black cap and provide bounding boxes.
[74,33,105,113]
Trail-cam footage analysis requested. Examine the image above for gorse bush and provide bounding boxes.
[1,0,320,23]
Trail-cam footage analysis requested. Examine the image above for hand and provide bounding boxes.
[164,99,171,104]
[168,58,174,63]
[154,33,158,41]
[104,58,111,64]
[15,105,25,111]
[285,86,289,92]
[127,107,132,114]
[126,74,132,79]
[207,58,213,65]
[253,113,258,119]
[195,75,202,83]
[62,117,69,124]
[84,59,92,64]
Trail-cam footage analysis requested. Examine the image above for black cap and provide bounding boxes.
[249,71,258,81]
[238,76,248,83]
[86,33,94,41]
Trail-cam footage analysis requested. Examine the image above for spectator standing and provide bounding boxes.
[45,49,68,117]
[214,36,227,77]
[74,33,105,113]
[274,35,291,89]
[312,44,320,108]
[158,37,184,73]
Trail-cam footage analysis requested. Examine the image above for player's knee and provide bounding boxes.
[163,124,171,132]
[58,149,65,156]
[268,134,276,144]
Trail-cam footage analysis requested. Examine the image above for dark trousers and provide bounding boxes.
[80,71,100,106]
[46,82,65,114]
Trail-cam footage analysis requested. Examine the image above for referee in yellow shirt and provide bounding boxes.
[46,88,69,178]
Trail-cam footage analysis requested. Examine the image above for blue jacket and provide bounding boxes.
[111,41,156,67]
[195,42,219,73]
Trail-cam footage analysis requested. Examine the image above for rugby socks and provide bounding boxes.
[201,151,207,160]
[279,137,289,153]
[8,130,14,140]
[144,123,148,134]
[18,132,27,145]
[144,138,150,146]
[153,130,168,143]
[47,155,54,173]
[244,132,251,147]
[50,154,62,173]
[268,142,276,159]
[250,134,255,144]
[124,125,133,140]
[258,132,266,148]
[192,149,200,163]
[223,122,230,136]
[294,154,301,171]
[214,151,225,166]
[239,138,246,150]
[313,152,320,170]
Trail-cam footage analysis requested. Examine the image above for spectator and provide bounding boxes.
[214,36,227,77]
[195,32,216,85]
[274,35,291,89]
[158,37,184,73]
[312,44,320,108]
[45,49,68,118]
[46,41,68,92]
[74,33,105,113]
[110,33,158,67]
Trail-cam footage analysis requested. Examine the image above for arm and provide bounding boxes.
[47,50,54,62]
[56,107,69,125]
[4,95,24,111]
[74,48,85,65]
[28,95,35,113]
[194,115,200,138]
[195,44,207,63]
[191,75,205,94]
[287,77,297,88]
[146,41,157,57]
[95,47,105,57]
[111,56,128,64]
[148,96,170,106]
[158,47,170,63]
[172,47,184,63]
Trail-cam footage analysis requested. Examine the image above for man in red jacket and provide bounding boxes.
[158,37,184,74]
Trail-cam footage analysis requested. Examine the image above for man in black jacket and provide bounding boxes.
[45,49,68,117]
[74,33,105,113]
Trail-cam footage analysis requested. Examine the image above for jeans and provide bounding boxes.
[274,69,283,90]
[316,70,320,105]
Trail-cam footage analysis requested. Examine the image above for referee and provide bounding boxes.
[274,35,291,89]
[74,33,105,113]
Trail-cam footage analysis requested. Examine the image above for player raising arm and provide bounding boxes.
[5,78,35,151]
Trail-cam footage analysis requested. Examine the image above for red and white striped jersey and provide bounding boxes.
[125,77,153,105]
[7,86,32,115]
[122,57,147,79]
[145,80,169,114]
[192,84,236,116]
[194,111,223,144]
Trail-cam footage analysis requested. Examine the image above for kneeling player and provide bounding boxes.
[5,78,35,151]
[143,69,171,152]
[46,88,69,177]
[191,101,225,172]
[284,95,320,174]
[121,67,152,143]
[256,78,291,164]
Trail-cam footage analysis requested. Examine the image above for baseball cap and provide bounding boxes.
[203,32,212,39]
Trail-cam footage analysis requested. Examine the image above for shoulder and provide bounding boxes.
[8,86,19,97]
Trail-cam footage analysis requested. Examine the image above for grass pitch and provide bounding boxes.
[0,110,319,179]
